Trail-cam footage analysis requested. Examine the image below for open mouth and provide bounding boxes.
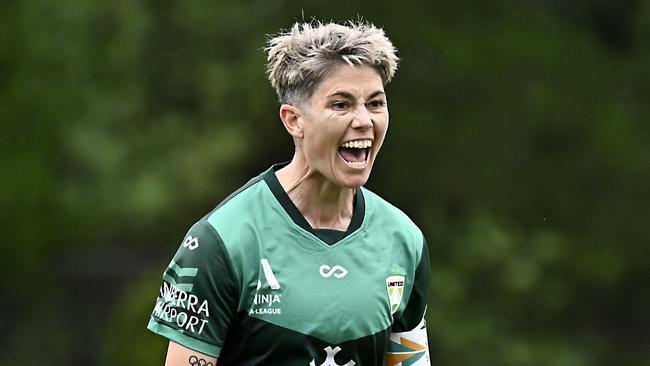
[338,139,372,168]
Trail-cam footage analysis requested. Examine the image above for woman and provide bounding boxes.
[148,21,431,366]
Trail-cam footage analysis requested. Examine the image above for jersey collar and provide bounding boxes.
[262,162,365,242]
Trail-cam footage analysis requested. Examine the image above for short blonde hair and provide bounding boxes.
[265,21,399,104]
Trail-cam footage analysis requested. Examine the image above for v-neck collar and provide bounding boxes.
[262,162,365,242]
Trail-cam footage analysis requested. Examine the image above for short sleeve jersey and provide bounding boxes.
[147,164,431,365]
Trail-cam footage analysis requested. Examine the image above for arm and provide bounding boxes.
[147,220,239,362]
[166,341,218,366]
[387,238,432,365]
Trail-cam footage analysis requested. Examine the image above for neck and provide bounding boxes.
[276,153,355,231]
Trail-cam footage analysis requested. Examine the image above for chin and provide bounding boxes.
[337,172,371,188]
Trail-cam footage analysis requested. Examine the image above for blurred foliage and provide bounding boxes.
[1,0,648,365]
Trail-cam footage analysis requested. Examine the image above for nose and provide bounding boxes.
[352,105,373,129]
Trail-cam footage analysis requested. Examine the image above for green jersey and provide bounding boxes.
[148,164,431,365]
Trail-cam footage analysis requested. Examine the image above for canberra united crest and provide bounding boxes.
[386,274,405,314]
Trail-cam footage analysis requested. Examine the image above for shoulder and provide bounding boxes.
[207,172,266,217]
[361,187,422,234]
[361,187,424,253]
[200,172,270,235]
[195,171,277,262]
[174,171,270,259]
[175,173,271,282]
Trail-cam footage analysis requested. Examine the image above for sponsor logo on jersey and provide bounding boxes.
[386,274,405,314]
[259,258,280,289]
[153,260,210,335]
[309,346,356,366]
[319,264,348,279]
[182,235,199,251]
[250,258,282,316]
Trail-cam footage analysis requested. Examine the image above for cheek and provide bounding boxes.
[370,119,388,154]
[376,117,389,140]
[303,128,332,162]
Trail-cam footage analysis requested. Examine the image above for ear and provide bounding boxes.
[279,104,304,139]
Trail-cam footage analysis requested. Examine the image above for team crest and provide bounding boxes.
[386,274,405,314]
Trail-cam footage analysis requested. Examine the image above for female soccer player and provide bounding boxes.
[148,21,431,366]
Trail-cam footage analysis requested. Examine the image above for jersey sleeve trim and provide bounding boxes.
[147,318,222,357]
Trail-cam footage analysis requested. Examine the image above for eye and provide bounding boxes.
[367,100,386,109]
[331,101,349,111]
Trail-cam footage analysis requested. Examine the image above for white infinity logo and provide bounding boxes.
[319,265,348,279]
[182,236,199,251]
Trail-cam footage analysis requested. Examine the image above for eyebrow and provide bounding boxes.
[328,90,386,100]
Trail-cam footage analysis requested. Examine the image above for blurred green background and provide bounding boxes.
[1,0,648,365]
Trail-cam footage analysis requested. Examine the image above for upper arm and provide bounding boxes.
[166,341,217,366]
[147,219,240,358]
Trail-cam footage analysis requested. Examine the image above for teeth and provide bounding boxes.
[340,139,372,149]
